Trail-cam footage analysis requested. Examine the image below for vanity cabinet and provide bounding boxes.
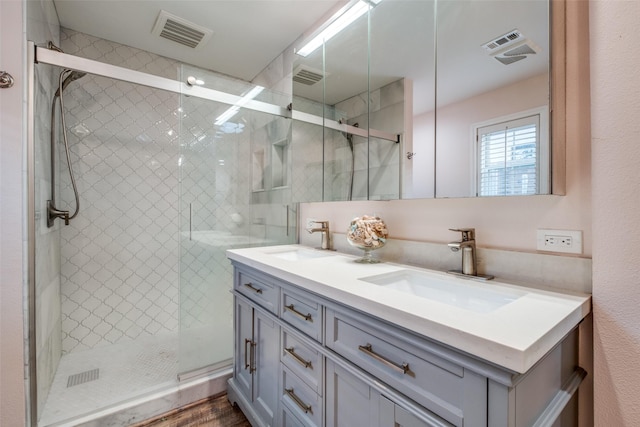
[227,261,585,427]
[325,307,486,426]
[232,269,281,427]
[326,359,446,427]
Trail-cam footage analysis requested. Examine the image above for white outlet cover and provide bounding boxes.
[536,229,583,254]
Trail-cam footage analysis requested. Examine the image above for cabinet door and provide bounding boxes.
[326,360,382,427]
[253,307,280,426]
[235,297,253,401]
[394,402,443,427]
[380,394,453,427]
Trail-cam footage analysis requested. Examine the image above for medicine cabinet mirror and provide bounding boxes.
[291,0,560,201]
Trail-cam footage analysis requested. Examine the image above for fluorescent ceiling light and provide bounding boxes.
[215,85,265,126]
[296,0,374,57]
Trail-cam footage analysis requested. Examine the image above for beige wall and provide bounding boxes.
[0,0,27,425]
[591,1,640,425]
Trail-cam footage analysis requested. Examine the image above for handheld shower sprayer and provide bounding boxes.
[47,61,86,227]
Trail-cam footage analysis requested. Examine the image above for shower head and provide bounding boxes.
[55,69,86,97]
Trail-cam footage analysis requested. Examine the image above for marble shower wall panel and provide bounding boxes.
[58,30,184,353]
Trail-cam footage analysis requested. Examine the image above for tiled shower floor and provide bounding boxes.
[39,330,231,426]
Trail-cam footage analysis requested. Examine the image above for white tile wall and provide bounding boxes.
[58,29,182,353]
[56,28,290,364]
[57,29,255,356]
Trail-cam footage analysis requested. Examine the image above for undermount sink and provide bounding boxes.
[359,269,525,313]
[269,248,336,261]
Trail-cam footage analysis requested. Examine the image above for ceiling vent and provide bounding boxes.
[482,29,524,53]
[292,65,326,86]
[493,41,540,65]
[152,10,213,49]
[482,30,541,65]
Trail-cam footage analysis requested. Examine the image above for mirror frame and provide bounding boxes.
[550,0,566,195]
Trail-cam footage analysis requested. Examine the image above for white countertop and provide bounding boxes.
[227,244,591,374]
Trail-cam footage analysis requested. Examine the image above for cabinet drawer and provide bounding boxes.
[281,329,323,394]
[281,288,322,341]
[282,403,310,427]
[326,308,485,426]
[281,364,322,427]
[235,270,279,314]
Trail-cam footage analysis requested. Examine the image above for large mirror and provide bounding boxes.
[434,0,550,198]
[292,0,551,200]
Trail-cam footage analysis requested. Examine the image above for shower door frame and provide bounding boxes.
[26,42,296,425]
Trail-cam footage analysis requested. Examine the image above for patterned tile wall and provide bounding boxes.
[59,29,182,353]
[57,30,265,356]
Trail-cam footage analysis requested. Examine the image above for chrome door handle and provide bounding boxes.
[358,343,409,375]
[285,304,312,322]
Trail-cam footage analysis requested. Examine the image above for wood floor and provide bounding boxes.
[130,393,251,427]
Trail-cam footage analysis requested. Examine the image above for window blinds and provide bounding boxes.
[477,115,540,196]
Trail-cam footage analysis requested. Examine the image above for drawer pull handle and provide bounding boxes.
[285,304,312,322]
[243,282,263,294]
[244,338,251,370]
[285,387,312,413]
[358,343,410,375]
[250,340,256,373]
[285,347,312,369]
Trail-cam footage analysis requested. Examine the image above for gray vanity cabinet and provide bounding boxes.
[325,307,487,427]
[230,268,282,427]
[326,360,445,427]
[325,359,384,427]
[227,262,584,427]
[380,398,443,427]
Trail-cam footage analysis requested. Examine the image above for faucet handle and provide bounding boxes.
[449,228,475,241]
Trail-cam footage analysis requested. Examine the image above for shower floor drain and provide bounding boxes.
[67,368,99,387]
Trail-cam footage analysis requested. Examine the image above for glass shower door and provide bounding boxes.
[177,66,294,377]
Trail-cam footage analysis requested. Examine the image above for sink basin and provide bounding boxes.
[269,248,335,261]
[359,269,525,313]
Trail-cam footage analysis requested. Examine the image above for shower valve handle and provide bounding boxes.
[47,200,70,227]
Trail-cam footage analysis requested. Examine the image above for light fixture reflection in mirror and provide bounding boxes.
[296,0,381,57]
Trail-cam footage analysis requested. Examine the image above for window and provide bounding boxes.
[476,114,541,197]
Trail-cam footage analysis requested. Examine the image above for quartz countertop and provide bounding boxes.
[226,244,591,374]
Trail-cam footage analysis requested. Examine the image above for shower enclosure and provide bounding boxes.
[29,37,295,426]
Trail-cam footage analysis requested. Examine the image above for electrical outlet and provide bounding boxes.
[536,229,582,254]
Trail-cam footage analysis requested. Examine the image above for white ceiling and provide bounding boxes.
[53,0,342,82]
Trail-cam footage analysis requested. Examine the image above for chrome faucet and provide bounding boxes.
[448,228,493,280]
[307,220,332,250]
